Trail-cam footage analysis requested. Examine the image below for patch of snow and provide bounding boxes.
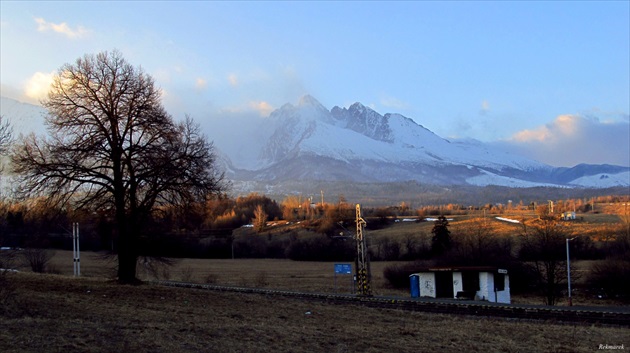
[466,170,563,188]
[568,172,630,187]
[495,217,520,224]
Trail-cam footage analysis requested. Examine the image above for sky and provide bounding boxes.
[1,1,629,167]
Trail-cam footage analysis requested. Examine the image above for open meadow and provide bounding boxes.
[1,272,629,353]
[29,250,623,305]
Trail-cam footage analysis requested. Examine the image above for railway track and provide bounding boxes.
[153,280,630,327]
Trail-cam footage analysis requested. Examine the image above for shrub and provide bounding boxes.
[205,273,219,284]
[254,271,269,287]
[22,247,55,273]
[383,260,434,289]
[0,249,19,311]
[286,234,354,261]
[588,257,630,299]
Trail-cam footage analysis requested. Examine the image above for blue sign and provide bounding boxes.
[334,263,352,274]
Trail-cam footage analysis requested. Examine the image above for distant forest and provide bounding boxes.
[231,180,630,208]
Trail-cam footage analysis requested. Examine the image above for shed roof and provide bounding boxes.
[411,266,507,274]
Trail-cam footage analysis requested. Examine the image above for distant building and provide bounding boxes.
[410,266,510,304]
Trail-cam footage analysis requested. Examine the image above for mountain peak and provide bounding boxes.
[348,101,367,111]
[298,94,326,109]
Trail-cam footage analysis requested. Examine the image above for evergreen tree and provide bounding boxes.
[431,215,451,256]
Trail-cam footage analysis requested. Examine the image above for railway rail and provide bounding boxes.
[153,280,630,327]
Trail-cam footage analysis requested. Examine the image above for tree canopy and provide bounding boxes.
[431,215,451,256]
[12,51,226,283]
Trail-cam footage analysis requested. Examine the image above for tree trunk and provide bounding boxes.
[116,218,139,283]
[117,243,138,284]
[115,196,140,284]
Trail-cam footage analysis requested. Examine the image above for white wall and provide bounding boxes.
[477,272,492,301]
[417,272,436,298]
[477,272,510,304]
[452,272,463,298]
[497,275,511,304]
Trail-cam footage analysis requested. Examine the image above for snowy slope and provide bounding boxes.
[235,95,628,187]
[251,95,553,185]
[0,96,47,138]
[568,172,630,188]
[2,95,628,188]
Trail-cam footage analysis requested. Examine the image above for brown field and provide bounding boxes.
[2,208,628,352]
[2,272,629,353]
[43,250,410,296]
[28,250,630,306]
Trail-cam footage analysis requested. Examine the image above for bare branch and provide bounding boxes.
[11,50,227,283]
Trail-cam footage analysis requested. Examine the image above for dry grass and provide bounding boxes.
[25,250,627,306]
[41,250,408,296]
[1,272,628,353]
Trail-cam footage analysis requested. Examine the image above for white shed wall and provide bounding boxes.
[452,272,463,297]
[477,272,492,301]
[418,272,436,298]
[413,270,511,303]
[497,275,511,304]
[476,272,511,304]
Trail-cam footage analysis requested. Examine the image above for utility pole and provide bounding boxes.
[72,222,81,277]
[355,204,372,296]
[566,236,577,306]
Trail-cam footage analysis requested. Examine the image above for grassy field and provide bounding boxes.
[43,250,409,296]
[1,272,628,353]
[27,250,628,306]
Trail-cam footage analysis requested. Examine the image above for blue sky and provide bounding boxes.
[1,1,628,167]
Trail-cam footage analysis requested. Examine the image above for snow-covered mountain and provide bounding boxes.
[226,95,628,188]
[1,95,628,188]
[0,96,47,138]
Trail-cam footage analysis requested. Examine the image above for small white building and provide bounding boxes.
[410,266,510,304]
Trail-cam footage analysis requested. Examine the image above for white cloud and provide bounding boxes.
[218,100,274,117]
[195,78,207,90]
[248,101,274,117]
[495,114,630,167]
[227,73,239,87]
[35,17,89,39]
[24,71,55,103]
[511,114,583,143]
[380,95,409,110]
[480,100,490,115]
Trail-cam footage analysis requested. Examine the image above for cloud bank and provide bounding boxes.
[493,114,630,167]
[24,71,55,103]
[35,17,89,39]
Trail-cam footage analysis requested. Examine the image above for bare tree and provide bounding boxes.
[12,51,226,283]
[519,215,573,305]
[253,204,268,233]
[0,116,12,157]
[450,217,512,266]
[0,116,12,181]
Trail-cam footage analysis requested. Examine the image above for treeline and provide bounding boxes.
[1,192,629,303]
[1,192,628,254]
[232,180,630,208]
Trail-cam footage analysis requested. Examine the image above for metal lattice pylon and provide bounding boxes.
[355,204,372,296]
